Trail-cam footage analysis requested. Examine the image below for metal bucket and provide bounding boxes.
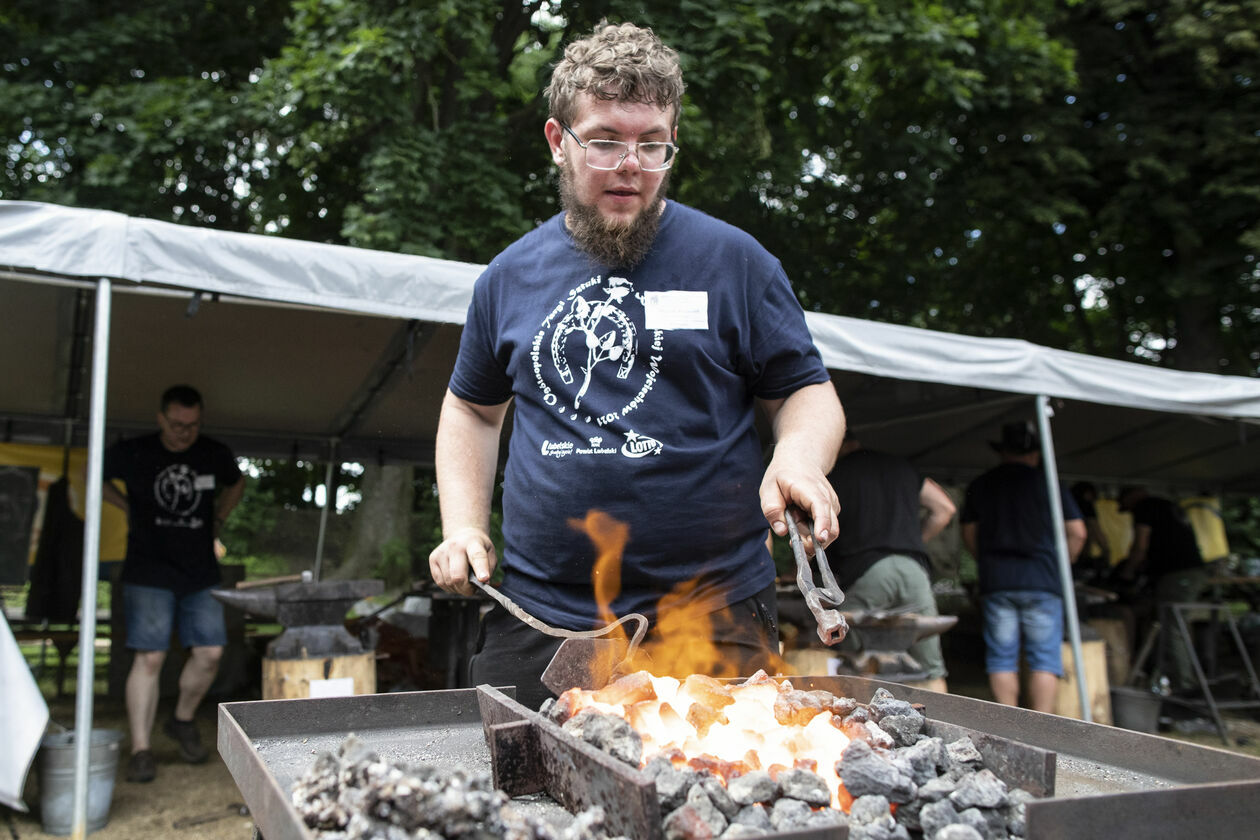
[37,729,124,836]
[1110,686,1163,733]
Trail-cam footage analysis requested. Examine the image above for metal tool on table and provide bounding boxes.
[784,508,848,645]
[468,576,648,695]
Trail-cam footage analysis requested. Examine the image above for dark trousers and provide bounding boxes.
[468,582,780,710]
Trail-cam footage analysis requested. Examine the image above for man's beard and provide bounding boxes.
[559,164,669,270]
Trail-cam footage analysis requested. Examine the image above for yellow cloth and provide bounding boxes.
[1181,496,1229,562]
[0,442,128,564]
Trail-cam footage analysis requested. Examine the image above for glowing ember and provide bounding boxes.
[555,670,856,811]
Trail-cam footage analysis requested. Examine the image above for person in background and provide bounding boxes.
[961,421,1085,713]
[825,436,956,693]
[427,21,844,709]
[1070,481,1111,580]
[1117,485,1207,694]
[103,385,245,782]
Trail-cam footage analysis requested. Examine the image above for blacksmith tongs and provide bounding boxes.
[785,508,849,645]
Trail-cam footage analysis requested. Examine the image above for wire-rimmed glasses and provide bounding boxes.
[560,123,679,172]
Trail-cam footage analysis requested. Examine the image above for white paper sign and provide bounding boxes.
[308,677,355,698]
[644,290,708,330]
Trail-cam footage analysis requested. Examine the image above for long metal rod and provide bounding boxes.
[312,439,337,582]
[71,278,111,838]
[1036,395,1090,721]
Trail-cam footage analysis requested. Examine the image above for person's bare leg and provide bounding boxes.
[988,671,1019,706]
[173,645,223,721]
[126,650,166,751]
[1028,670,1059,714]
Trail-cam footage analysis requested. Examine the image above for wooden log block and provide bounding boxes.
[261,651,376,700]
[1057,639,1112,724]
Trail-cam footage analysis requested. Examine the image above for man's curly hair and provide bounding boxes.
[545,21,685,127]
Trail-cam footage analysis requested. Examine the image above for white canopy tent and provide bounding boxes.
[4,200,1260,829]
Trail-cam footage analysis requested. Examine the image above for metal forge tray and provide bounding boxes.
[219,675,1260,840]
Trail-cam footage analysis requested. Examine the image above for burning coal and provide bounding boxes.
[543,672,1037,840]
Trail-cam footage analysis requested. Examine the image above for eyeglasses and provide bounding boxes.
[163,416,201,434]
[560,123,679,172]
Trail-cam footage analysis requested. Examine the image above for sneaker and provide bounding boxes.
[126,749,156,783]
[163,716,209,764]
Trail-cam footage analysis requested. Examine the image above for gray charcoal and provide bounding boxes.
[954,807,997,840]
[844,706,871,725]
[879,713,926,746]
[769,798,813,831]
[728,770,778,806]
[893,797,925,832]
[868,688,918,721]
[656,764,702,812]
[945,737,984,769]
[919,799,961,838]
[949,769,1008,810]
[774,689,826,725]
[805,807,848,829]
[774,768,831,806]
[809,690,860,717]
[1004,788,1034,837]
[732,804,773,831]
[643,755,675,779]
[916,775,961,803]
[838,739,917,803]
[664,792,728,840]
[862,720,897,750]
[898,737,946,785]
[850,817,911,840]
[850,794,893,825]
[576,711,644,767]
[934,826,985,840]
[698,776,740,819]
[721,825,768,839]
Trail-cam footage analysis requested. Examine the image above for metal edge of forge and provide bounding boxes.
[219,688,501,840]
[219,676,1260,840]
[794,675,1260,839]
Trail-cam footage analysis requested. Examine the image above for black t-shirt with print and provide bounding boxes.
[104,432,241,594]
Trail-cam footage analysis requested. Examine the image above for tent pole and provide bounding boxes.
[312,439,337,582]
[71,278,111,838]
[1036,395,1091,722]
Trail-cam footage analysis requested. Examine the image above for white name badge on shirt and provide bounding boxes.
[194,474,216,491]
[644,290,709,330]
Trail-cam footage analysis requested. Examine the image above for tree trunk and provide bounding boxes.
[332,464,415,581]
[1171,293,1226,373]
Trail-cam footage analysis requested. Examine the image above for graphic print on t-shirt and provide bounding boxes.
[152,463,210,527]
[531,274,670,456]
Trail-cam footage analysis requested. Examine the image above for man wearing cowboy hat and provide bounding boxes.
[961,421,1086,713]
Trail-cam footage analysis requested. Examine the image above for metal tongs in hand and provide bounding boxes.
[785,508,849,645]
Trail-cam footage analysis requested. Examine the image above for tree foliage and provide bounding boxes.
[3,0,1256,373]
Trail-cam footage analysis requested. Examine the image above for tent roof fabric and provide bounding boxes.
[2,200,1258,491]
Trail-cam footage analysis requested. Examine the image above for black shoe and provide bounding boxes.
[163,716,209,764]
[126,749,156,783]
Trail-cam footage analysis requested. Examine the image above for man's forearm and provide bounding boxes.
[767,382,845,473]
[435,390,508,536]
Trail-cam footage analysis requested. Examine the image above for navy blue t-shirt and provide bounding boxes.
[960,462,1082,595]
[827,449,930,589]
[450,201,830,628]
[104,433,242,595]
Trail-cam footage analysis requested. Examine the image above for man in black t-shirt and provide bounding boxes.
[1117,486,1207,692]
[827,438,957,692]
[103,385,244,783]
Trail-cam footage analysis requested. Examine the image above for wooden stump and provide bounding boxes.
[1057,639,1111,723]
[261,651,376,700]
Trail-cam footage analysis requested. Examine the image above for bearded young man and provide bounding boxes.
[428,21,845,708]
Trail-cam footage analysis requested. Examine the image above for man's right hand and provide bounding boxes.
[428,527,497,596]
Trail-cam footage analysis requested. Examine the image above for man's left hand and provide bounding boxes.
[760,460,839,549]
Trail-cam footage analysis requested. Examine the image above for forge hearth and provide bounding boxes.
[218,676,1260,840]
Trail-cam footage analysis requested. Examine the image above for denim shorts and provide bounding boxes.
[981,590,1064,676]
[123,584,227,651]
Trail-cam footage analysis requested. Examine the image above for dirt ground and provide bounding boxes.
[8,693,251,840]
[5,684,1260,840]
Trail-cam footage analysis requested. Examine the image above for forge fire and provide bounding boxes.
[542,671,1036,839]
